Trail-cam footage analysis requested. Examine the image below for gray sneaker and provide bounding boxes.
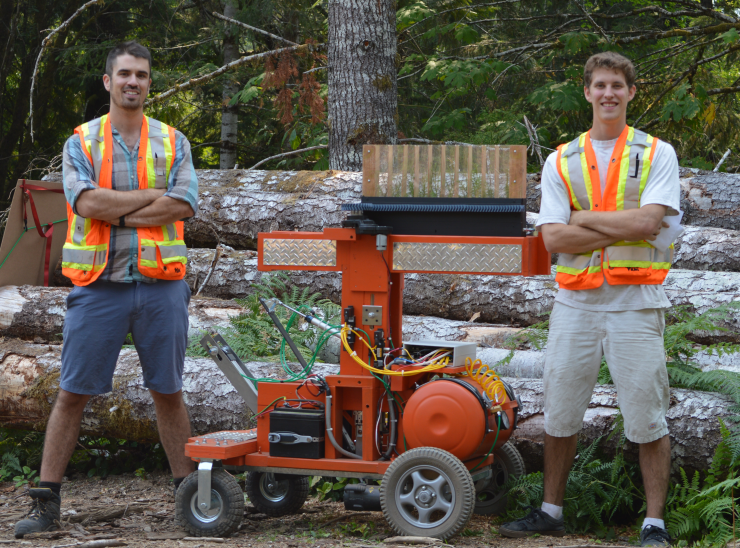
[14,488,61,539]
[499,506,566,538]
[640,525,671,546]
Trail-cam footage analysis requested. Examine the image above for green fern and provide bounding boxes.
[187,271,340,363]
[503,437,643,534]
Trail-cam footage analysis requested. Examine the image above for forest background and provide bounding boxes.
[2,0,740,205]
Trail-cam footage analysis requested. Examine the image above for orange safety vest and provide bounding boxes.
[554,125,673,290]
[61,114,188,286]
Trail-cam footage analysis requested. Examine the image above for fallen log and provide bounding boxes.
[0,338,339,440]
[0,285,243,343]
[42,168,740,251]
[35,261,740,344]
[0,339,729,476]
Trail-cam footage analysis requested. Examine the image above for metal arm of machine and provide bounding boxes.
[200,331,259,414]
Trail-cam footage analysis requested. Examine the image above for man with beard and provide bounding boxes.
[15,41,199,538]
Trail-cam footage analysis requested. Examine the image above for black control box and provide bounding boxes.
[269,408,325,459]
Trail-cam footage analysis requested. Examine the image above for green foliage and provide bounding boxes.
[0,429,44,484]
[661,84,702,123]
[337,520,376,539]
[309,475,360,502]
[504,437,642,534]
[187,271,340,364]
[664,424,739,544]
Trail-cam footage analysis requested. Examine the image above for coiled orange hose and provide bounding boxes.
[464,357,507,404]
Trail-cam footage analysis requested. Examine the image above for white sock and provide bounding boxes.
[642,518,665,531]
[541,502,563,520]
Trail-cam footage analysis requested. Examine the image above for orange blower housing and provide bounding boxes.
[402,378,516,462]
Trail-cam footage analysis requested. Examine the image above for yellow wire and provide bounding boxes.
[464,357,507,404]
[340,326,450,377]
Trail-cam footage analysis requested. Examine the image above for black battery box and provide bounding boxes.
[269,407,325,459]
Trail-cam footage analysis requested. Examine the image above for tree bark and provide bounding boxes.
[0,338,729,476]
[327,0,397,171]
[219,0,239,169]
[673,225,740,271]
[185,169,362,248]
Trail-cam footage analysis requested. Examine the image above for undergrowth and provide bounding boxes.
[503,301,740,542]
[186,271,340,362]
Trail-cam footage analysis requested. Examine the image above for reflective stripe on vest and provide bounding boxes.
[554,126,671,289]
[62,115,186,285]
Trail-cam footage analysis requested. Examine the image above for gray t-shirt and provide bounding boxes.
[536,137,681,311]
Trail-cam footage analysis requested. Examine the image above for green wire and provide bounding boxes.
[0,219,67,271]
[470,414,502,472]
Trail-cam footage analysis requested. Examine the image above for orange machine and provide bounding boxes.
[176,145,550,539]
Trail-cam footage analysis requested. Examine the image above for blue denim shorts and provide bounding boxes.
[60,280,191,395]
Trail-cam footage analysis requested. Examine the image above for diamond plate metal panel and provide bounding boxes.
[263,239,336,267]
[392,242,521,273]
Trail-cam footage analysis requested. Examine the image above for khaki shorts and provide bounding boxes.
[543,302,670,443]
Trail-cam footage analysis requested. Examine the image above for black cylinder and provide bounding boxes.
[343,483,381,511]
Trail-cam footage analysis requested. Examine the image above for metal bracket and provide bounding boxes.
[197,460,213,512]
[362,305,382,326]
[200,331,259,414]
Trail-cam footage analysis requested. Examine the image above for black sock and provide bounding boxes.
[38,481,61,497]
[173,477,186,491]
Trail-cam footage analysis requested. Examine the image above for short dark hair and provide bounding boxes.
[105,41,152,77]
[584,52,636,89]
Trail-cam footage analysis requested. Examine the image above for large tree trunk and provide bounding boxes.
[0,338,729,476]
[328,0,397,171]
[219,0,239,169]
[186,170,362,248]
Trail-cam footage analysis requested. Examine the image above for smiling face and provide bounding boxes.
[584,67,636,128]
[103,53,151,112]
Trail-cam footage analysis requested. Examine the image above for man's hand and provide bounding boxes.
[76,187,166,220]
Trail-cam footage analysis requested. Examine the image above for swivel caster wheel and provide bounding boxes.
[175,468,244,537]
[245,472,309,517]
[473,442,526,515]
[380,447,476,540]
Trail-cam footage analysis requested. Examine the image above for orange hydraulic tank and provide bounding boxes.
[403,378,514,461]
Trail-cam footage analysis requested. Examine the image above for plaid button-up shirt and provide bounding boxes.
[62,121,199,283]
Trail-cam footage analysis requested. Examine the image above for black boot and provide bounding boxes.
[14,488,61,539]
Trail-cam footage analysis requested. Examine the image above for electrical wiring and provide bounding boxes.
[340,326,451,376]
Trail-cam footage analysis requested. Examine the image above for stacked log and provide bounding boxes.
[0,338,730,476]
[28,168,740,475]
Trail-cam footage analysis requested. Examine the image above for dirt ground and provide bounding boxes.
[0,472,639,548]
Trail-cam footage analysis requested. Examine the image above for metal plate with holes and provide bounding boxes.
[392,242,521,273]
[263,239,336,267]
[362,305,382,326]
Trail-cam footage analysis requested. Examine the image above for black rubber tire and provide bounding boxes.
[245,472,309,517]
[380,447,475,540]
[175,468,244,537]
[473,442,526,516]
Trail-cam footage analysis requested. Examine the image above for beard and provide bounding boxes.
[112,88,146,111]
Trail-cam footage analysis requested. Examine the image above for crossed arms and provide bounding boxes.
[75,188,194,227]
[540,205,668,254]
